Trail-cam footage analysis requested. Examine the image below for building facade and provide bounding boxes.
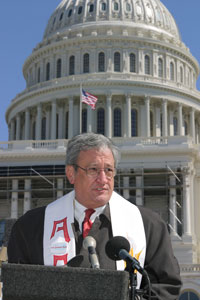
[0,0,200,297]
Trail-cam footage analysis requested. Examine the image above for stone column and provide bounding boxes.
[25,109,30,140]
[68,97,74,139]
[36,103,42,140]
[24,179,31,214]
[145,96,150,137]
[125,94,131,137]
[155,106,161,137]
[57,178,64,199]
[182,172,192,241]
[51,100,57,140]
[190,108,195,142]
[16,114,21,140]
[11,179,18,219]
[162,99,168,136]
[169,109,174,136]
[178,103,183,135]
[10,119,15,141]
[169,175,178,237]
[58,104,64,139]
[123,177,129,199]
[87,105,92,133]
[106,94,112,138]
[136,176,143,206]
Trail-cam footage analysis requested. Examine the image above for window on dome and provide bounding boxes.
[56,58,62,78]
[126,2,131,12]
[184,121,188,135]
[114,108,122,137]
[53,17,56,25]
[41,117,46,140]
[89,4,94,12]
[69,55,75,75]
[98,52,105,72]
[114,2,119,11]
[68,9,72,18]
[37,68,40,83]
[46,62,50,81]
[78,6,83,14]
[59,12,64,21]
[82,109,87,133]
[131,109,138,137]
[158,58,163,78]
[130,53,136,73]
[145,55,150,75]
[173,117,178,136]
[101,2,106,11]
[83,53,89,73]
[150,111,153,136]
[97,108,105,134]
[170,62,175,81]
[179,291,199,300]
[114,52,121,72]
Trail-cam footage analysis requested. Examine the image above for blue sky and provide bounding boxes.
[1,1,200,141]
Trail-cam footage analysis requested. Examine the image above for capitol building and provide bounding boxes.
[0,0,200,297]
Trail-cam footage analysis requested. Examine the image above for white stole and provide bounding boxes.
[43,190,146,288]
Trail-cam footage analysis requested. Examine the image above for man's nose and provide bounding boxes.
[96,169,108,182]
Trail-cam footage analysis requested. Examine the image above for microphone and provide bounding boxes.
[105,236,145,275]
[83,236,100,269]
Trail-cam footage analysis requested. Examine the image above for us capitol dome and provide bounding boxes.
[0,0,200,296]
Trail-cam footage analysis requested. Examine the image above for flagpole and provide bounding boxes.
[80,83,82,134]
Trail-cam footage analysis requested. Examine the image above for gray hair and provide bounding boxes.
[66,133,120,167]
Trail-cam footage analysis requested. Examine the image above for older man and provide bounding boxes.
[8,132,182,299]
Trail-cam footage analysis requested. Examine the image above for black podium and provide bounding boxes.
[1,263,129,300]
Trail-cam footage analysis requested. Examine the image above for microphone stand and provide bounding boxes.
[130,271,137,300]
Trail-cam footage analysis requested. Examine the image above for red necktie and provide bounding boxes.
[82,208,95,238]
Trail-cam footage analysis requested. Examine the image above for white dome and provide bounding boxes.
[43,0,181,41]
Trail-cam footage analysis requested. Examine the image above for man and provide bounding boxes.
[8,133,182,299]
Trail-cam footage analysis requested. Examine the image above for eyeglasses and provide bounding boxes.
[73,164,116,179]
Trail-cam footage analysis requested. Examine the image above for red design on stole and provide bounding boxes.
[50,217,70,266]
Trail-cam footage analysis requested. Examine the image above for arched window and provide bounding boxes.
[101,2,106,11]
[37,68,40,83]
[179,291,199,300]
[41,117,46,140]
[114,108,121,137]
[78,6,83,14]
[126,2,131,11]
[114,2,119,10]
[145,55,150,75]
[59,12,64,21]
[89,4,94,12]
[68,9,72,17]
[82,109,87,133]
[114,52,120,72]
[158,58,163,78]
[170,62,175,81]
[184,121,188,135]
[173,117,178,136]
[69,55,75,75]
[180,66,183,83]
[98,52,105,72]
[56,58,62,78]
[83,53,89,73]
[46,62,50,81]
[131,109,138,137]
[130,53,136,73]
[97,108,105,134]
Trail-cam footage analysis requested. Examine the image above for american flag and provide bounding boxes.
[81,88,98,110]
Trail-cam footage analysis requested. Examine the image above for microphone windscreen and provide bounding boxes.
[105,236,130,261]
[83,236,96,249]
[67,255,84,267]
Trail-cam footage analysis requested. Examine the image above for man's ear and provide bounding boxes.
[66,165,75,184]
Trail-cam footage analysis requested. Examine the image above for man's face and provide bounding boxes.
[66,148,115,208]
